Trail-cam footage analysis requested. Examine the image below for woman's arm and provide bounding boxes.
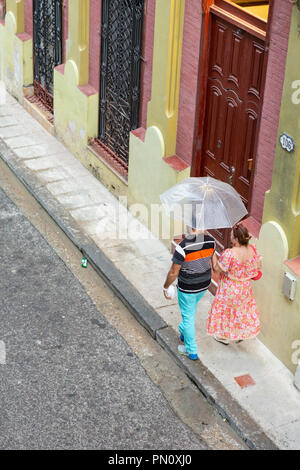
[253,246,262,270]
[212,252,227,274]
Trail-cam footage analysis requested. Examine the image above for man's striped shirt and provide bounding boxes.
[172,234,215,294]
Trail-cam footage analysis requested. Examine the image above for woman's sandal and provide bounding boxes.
[213,336,229,345]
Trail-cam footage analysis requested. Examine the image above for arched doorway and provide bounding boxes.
[193,0,271,252]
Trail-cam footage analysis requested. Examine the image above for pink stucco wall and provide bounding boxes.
[89,0,101,91]
[139,0,155,129]
[176,0,202,165]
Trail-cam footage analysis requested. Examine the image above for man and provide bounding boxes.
[163,228,215,360]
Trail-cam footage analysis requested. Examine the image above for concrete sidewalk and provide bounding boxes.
[1,93,300,450]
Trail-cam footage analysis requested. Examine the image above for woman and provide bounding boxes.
[207,224,262,345]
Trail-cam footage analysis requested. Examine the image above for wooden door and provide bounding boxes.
[201,14,266,251]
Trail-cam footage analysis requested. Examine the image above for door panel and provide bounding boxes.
[247,40,265,99]
[203,79,241,186]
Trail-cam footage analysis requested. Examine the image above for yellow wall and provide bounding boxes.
[128,0,188,241]
[6,0,24,33]
[54,0,99,179]
[147,0,185,157]
[253,222,300,373]
[86,146,128,199]
[66,0,89,86]
[263,8,300,260]
[54,60,98,160]
[128,127,189,242]
[254,6,300,373]
[0,8,32,103]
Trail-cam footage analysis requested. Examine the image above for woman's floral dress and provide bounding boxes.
[207,246,261,340]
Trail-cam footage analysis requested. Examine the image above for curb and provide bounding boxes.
[81,243,168,337]
[0,141,279,450]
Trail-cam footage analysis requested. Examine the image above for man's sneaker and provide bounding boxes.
[178,344,198,361]
[213,336,229,345]
[179,333,184,342]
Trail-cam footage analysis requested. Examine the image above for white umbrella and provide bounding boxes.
[160,177,248,230]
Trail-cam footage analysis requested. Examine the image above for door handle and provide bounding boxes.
[227,166,235,185]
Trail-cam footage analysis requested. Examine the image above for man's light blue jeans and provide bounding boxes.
[178,289,207,355]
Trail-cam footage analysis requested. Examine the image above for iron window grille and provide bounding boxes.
[33,0,62,113]
[97,0,144,169]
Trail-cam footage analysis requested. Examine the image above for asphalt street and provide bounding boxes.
[0,185,206,450]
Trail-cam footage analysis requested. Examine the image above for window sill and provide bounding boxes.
[88,139,128,185]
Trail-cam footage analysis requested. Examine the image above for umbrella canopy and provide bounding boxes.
[160,177,248,230]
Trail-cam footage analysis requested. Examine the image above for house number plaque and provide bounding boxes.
[280,133,295,153]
